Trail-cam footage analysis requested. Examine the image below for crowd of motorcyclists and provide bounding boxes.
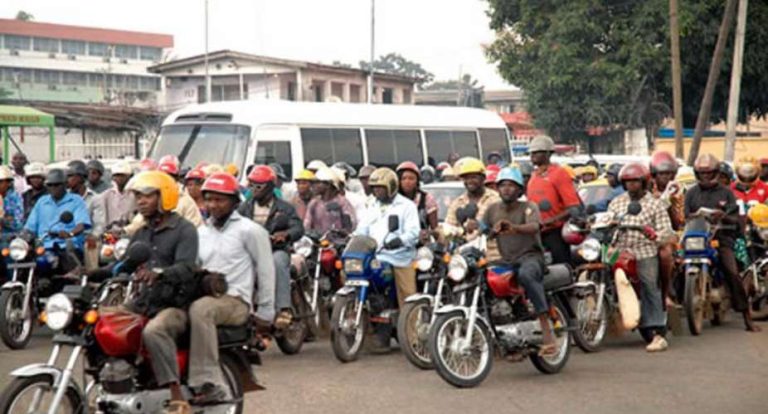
[0,133,766,412]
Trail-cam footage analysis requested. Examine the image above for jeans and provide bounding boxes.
[273,250,292,311]
[542,228,570,265]
[637,257,666,335]
[142,308,188,386]
[517,257,548,314]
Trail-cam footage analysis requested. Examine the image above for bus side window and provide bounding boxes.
[425,130,479,165]
[300,128,363,171]
[365,129,422,169]
[255,141,293,179]
[479,128,510,162]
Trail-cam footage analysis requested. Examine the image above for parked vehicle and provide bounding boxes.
[745,204,768,320]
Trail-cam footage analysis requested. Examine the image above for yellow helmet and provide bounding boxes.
[127,171,180,212]
[296,169,316,181]
[456,157,486,176]
[582,165,598,176]
[748,203,768,227]
[224,163,239,177]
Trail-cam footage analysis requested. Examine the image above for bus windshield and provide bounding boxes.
[150,124,251,169]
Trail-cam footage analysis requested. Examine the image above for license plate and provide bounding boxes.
[346,279,369,287]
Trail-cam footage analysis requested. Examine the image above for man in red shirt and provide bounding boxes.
[732,161,768,212]
[525,136,582,264]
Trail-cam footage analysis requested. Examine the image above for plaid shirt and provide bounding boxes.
[607,192,674,260]
[445,189,501,227]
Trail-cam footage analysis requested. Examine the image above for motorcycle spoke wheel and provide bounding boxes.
[0,290,33,349]
[331,296,366,362]
[433,315,490,383]
[685,274,705,335]
[573,292,608,352]
[397,301,433,368]
[0,375,82,414]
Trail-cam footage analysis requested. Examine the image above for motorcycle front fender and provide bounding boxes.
[1,281,24,291]
[434,305,492,330]
[404,293,434,306]
[223,351,264,392]
[10,363,84,399]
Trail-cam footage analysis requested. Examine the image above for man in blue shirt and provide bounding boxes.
[24,169,91,254]
[0,166,24,237]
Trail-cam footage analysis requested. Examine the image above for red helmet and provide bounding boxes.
[184,168,206,181]
[486,164,501,174]
[561,222,586,245]
[158,155,180,176]
[649,151,678,175]
[619,162,651,188]
[396,161,420,178]
[485,169,499,184]
[138,158,157,172]
[202,172,240,196]
[247,165,277,184]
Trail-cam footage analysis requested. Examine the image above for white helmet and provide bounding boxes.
[24,162,46,178]
[315,166,341,189]
[0,166,12,181]
[110,161,133,176]
[529,135,555,153]
[306,160,328,172]
[331,166,347,187]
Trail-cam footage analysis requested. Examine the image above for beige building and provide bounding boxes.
[149,50,416,111]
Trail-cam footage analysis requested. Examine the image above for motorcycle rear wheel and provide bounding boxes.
[0,374,84,414]
[429,311,492,388]
[219,355,245,414]
[330,294,367,363]
[530,301,572,374]
[684,273,706,336]
[397,299,434,369]
[0,290,33,350]
[276,286,309,355]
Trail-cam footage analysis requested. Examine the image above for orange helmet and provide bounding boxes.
[127,171,179,212]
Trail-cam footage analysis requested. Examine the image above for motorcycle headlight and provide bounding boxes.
[685,237,706,251]
[44,293,73,331]
[448,255,468,282]
[9,238,29,261]
[577,238,601,262]
[344,259,364,274]
[415,246,434,272]
[294,237,314,258]
[114,238,130,260]
[759,228,768,241]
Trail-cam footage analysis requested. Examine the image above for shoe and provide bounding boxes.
[191,383,228,405]
[645,335,668,352]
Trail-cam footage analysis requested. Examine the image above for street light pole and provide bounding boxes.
[724,0,749,162]
[367,0,375,104]
[204,0,212,103]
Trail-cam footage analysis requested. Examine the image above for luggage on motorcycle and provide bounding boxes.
[543,264,572,291]
[614,268,640,330]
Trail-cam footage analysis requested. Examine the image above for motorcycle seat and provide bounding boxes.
[217,325,250,346]
[543,264,573,291]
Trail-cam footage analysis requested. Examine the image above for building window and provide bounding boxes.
[88,73,106,87]
[311,81,324,102]
[425,130,479,165]
[34,69,60,85]
[140,77,161,91]
[139,46,162,61]
[287,81,296,101]
[61,40,86,55]
[89,42,110,57]
[115,45,138,60]
[479,128,510,163]
[349,84,361,103]
[254,141,293,179]
[33,37,59,53]
[62,71,88,86]
[403,88,412,104]
[300,128,363,170]
[125,76,140,90]
[12,68,33,83]
[365,129,423,169]
[4,35,31,50]
[382,88,393,104]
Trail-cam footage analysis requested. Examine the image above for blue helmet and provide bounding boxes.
[495,167,524,187]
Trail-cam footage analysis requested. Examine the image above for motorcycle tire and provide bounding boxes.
[219,354,245,414]
[276,287,309,355]
[0,374,84,414]
[429,311,493,388]
[330,294,368,363]
[530,300,572,375]
[0,290,34,350]
[570,291,609,353]
[397,299,434,369]
[752,295,768,321]
[684,273,705,336]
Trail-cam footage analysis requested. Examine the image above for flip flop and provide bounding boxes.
[538,343,557,357]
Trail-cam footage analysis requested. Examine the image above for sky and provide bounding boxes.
[1,0,514,89]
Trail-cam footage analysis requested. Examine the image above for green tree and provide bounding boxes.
[360,53,434,86]
[485,0,768,138]
[15,10,34,21]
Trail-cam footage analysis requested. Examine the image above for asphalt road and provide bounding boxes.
[1,318,766,414]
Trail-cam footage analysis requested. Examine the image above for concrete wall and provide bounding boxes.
[655,136,768,161]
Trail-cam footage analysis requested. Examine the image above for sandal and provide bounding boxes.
[538,343,557,357]
[274,310,293,330]
[164,400,191,414]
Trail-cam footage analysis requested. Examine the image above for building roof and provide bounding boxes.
[0,18,173,48]
[148,50,417,83]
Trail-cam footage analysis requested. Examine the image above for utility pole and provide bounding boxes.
[367,0,375,104]
[204,0,212,103]
[687,0,737,165]
[724,0,749,162]
[669,0,684,159]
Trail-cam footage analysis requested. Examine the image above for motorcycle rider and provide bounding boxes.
[304,166,356,235]
[685,154,760,332]
[731,159,768,207]
[91,161,135,237]
[239,165,304,329]
[0,166,24,237]
[485,165,500,192]
[11,152,28,195]
[396,161,438,234]
[186,172,275,407]
[718,162,734,187]
[123,170,200,414]
[291,169,315,220]
[445,157,500,238]
[358,165,377,197]
[306,159,328,174]
[22,162,47,219]
[183,168,207,218]
[86,159,111,194]
[608,163,675,352]
[526,136,582,264]
[483,166,557,355]
[24,169,91,269]
[66,160,96,209]
[591,164,625,212]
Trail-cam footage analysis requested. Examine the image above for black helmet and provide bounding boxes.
[45,168,66,185]
[719,162,734,181]
[332,161,357,179]
[268,163,288,181]
[67,160,87,177]
[420,165,436,184]
[606,163,623,177]
[86,159,105,174]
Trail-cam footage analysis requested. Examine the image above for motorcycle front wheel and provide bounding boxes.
[571,287,609,353]
[0,374,84,414]
[429,311,492,388]
[330,294,367,363]
[397,299,434,369]
[684,272,706,336]
[0,289,33,350]
[530,301,572,374]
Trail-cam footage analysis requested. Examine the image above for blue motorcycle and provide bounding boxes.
[330,218,401,362]
[681,208,732,335]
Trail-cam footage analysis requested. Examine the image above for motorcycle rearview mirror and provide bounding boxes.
[388,215,399,233]
[627,201,642,216]
[464,203,478,220]
[59,211,74,224]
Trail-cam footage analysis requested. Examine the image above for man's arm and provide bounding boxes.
[340,198,357,232]
[71,197,92,235]
[244,223,276,322]
[283,202,304,243]
[515,202,541,235]
[721,190,740,226]
[400,203,421,248]
[161,221,199,285]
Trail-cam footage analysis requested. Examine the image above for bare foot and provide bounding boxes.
[744,313,762,332]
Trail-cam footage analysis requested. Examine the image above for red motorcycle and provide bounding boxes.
[0,243,261,414]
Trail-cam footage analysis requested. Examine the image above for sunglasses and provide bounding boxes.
[45,183,64,188]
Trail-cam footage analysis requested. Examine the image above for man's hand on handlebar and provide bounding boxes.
[134,268,159,285]
[271,231,289,244]
[56,230,72,239]
[384,237,404,250]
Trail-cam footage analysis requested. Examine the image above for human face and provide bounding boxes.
[654,171,675,190]
[0,180,11,195]
[461,173,485,194]
[718,173,731,187]
[530,151,550,167]
[46,182,66,199]
[582,173,596,183]
[11,153,27,171]
[28,176,44,190]
[399,171,418,195]
[372,186,389,203]
[624,179,643,197]
[87,169,102,186]
[204,192,237,220]
[360,177,371,195]
[185,178,203,199]
[697,170,718,188]
[313,181,330,197]
[498,180,522,203]
[135,191,160,218]
[112,174,130,191]
[296,180,312,198]
[249,180,273,201]
[66,174,83,190]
